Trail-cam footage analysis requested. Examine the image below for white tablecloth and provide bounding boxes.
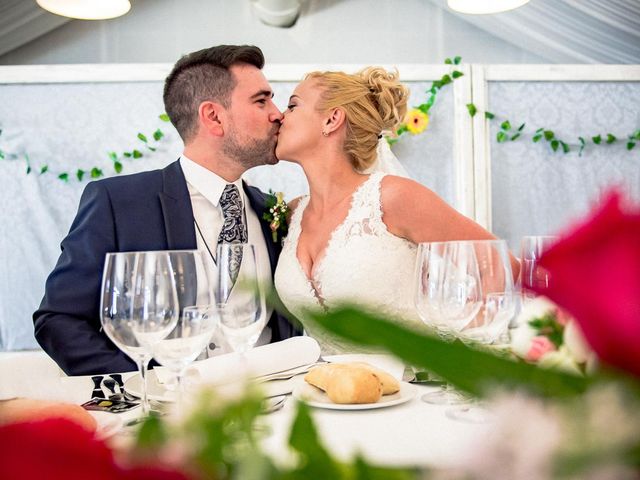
[0,350,492,468]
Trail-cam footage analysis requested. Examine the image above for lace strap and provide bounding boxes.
[287,195,310,239]
[349,172,386,223]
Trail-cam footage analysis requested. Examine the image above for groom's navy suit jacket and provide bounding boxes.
[33,160,299,376]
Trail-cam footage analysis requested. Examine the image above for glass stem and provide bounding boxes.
[137,355,150,416]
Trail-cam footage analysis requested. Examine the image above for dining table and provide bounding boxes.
[0,349,494,470]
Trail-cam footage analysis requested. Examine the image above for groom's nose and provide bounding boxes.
[269,106,283,123]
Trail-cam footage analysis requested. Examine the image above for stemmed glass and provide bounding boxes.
[520,235,558,299]
[100,251,180,415]
[150,250,219,399]
[414,241,483,404]
[215,244,265,355]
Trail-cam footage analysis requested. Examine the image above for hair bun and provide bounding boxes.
[359,67,408,131]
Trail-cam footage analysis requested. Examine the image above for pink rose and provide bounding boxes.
[526,336,556,362]
[532,190,640,378]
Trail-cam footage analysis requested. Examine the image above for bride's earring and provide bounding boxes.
[322,130,329,137]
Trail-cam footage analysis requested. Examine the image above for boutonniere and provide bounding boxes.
[263,190,289,243]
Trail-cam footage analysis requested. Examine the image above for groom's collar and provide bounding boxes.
[179,155,244,207]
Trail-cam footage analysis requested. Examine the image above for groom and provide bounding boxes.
[33,45,300,376]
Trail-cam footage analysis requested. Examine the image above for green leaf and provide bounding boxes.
[510,133,521,141]
[544,130,555,141]
[90,167,103,178]
[396,125,409,136]
[551,139,560,152]
[26,165,31,174]
[627,141,636,151]
[136,414,167,448]
[484,111,495,120]
[159,113,170,122]
[517,123,526,132]
[606,133,617,144]
[532,134,542,142]
[309,307,590,398]
[444,58,452,65]
[58,173,69,182]
[430,82,441,92]
[466,103,477,117]
[454,55,461,65]
[39,165,48,174]
[535,127,544,134]
[114,161,123,173]
[439,74,452,86]
[76,169,85,181]
[288,402,343,478]
[497,131,508,143]
[500,120,511,131]
[0,150,4,159]
[147,146,156,152]
[592,135,602,144]
[633,129,640,140]
[153,128,164,141]
[123,152,132,158]
[108,151,117,162]
[132,149,143,159]
[451,70,463,79]
[386,137,398,146]
[417,103,431,114]
[561,141,570,153]
[137,133,148,143]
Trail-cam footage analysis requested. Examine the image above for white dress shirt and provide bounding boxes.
[179,156,273,351]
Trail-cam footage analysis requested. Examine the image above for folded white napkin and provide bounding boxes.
[323,354,405,380]
[154,336,321,386]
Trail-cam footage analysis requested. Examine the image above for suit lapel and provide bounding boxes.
[159,160,197,250]
[243,182,281,275]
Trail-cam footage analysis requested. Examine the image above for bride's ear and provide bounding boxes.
[323,108,346,135]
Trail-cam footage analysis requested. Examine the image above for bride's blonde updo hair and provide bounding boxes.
[305,67,408,171]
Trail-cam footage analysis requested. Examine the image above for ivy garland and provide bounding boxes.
[389,57,640,155]
[0,113,171,182]
[1,62,638,184]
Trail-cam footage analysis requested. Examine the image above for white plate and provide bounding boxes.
[124,370,174,402]
[292,381,417,410]
[89,411,124,439]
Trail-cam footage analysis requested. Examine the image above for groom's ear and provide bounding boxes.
[198,101,225,137]
[323,108,346,134]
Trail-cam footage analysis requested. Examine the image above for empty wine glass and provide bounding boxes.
[415,241,482,404]
[520,235,558,299]
[215,244,265,354]
[100,251,179,415]
[459,239,516,344]
[152,304,221,400]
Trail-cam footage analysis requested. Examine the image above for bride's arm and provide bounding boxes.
[380,176,520,279]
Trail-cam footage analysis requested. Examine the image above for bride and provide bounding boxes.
[274,67,518,354]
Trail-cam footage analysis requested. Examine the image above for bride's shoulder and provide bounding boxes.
[379,175,437,206]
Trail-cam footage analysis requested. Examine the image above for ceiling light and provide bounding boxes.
[447,0,530,15]
[36,0,131,20]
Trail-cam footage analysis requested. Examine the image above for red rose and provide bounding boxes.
[0,418,190,480]
[532,190,640,377]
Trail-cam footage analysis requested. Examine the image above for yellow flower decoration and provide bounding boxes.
[404,109,430,134]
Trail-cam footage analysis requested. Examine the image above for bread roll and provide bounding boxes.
[325,367,382,404]
[0,398,98,432]
[348,362,400,395]
[305,362,397,404]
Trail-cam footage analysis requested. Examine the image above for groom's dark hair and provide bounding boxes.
[163,45,265,142]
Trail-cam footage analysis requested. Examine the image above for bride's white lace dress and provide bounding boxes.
[274,172,423,354]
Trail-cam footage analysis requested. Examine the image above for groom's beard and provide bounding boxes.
[223,125,280,168]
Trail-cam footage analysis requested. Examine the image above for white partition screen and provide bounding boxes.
[0,64,465,350]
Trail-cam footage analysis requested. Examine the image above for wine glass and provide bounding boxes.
[459,239,516,344]
[100,251,179,415]
[414,241,483,404]
[520,235,558,299]
[151,250,218,398]
[152,304,221,400]
[214,244,265,354]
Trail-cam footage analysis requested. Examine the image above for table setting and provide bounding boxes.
[1,189,639,479]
